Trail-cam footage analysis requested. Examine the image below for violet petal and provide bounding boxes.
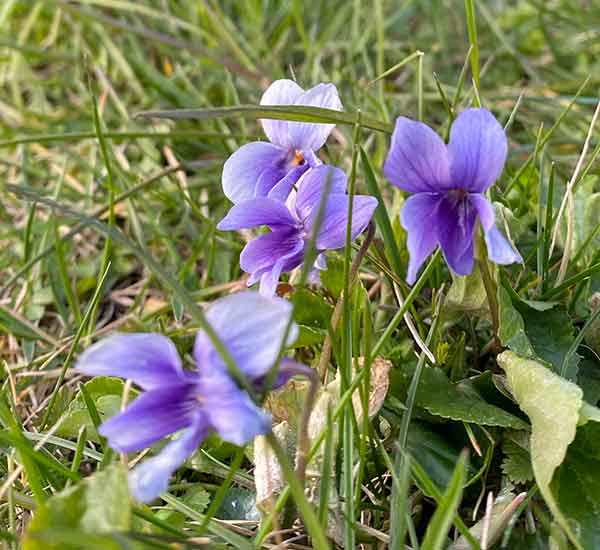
[240,228,304,280]
[448,108,508,193]
[76,333,186,390]
[254,164,289,198]
[128,413,208,503]
[295,165,347,222]
[203,376,271,446]
[217,198,297,231]
[267,163,310,202]
[258,239,305,297]
[260,79,304,148]
[470,194,522,264]
[98,384,198,453]
[287,83,342,151]
[436,194,478,275]
[222,142,287,204]
[194,291,299,380]
[384,117,452,193]
[400,193,441,284]
[307,194,377,250]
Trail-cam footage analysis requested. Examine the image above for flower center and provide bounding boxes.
[290,149,305,166]
[449,187,469,200]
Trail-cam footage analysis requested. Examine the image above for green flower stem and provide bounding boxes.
[317,222,375,379]
[475,228,500,342]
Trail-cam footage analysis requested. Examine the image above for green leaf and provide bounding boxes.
[291,288,333,328]
[552,422,600,549]
[497,351,583,548]
[501,433,534,484]
[393,363,529,429]
[58,378,136,441]
[519,305,581,379]
[446,267,488,313]
[577,357,600,405]
[294,325,325,347]
[0,303,56,345]
[583,296,600,356]
[407,423,469,494]
[421,450,467,550]
[498,286,535,357]
[319,255,345,300]
[498,286,581,379]
[23,465,130,550]
[135,104,394,133]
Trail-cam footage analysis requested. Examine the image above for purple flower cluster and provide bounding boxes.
[77,83,524,508]
[383,108,522,283]
[219,79,377,295]
[218,165,377,295]
[77,292,308,502]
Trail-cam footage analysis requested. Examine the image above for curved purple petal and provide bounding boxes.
[258,239,305,296]
[267,163,310,202]
[128,413,208,503]
[254,163,289,198]
[239,228,304,278]
[98,384,198,453]
[222,142,287,204]
[76,333,185,390]
[469,194,523,265]
[295,165,347,221]
[203,377,271,446]
[303,149,321,168]
[260,79,304,148]
[384,117,452,193]
[400,193,441,284]
[194,291,299,380]
[287,83,343,151]
[448,108,508,193]
[217,198,297,231]
[307,194,378,250]
[436,193,478,276]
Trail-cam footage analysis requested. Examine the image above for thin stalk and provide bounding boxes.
[464,0,480,104]
[476,230,500,341]
[197,448,245,535]
[340,114,362,550]
[371,249,441,358]
[317,223,375,378]
[391,291,445,549]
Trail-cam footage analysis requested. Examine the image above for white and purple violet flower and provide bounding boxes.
[219,80,377,295]
[77,292,309,503]
[222,79,342,204]
[383,108,522,283]
[218,165,378,296]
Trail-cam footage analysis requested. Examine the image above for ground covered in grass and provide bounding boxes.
[2,1,600,549]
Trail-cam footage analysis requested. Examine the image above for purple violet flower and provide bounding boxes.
[77,292,308,503]
[217,165,378,296]
[383,108,522,284]
[222,79,342,204]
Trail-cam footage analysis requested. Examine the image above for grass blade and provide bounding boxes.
[421,451,469,550]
